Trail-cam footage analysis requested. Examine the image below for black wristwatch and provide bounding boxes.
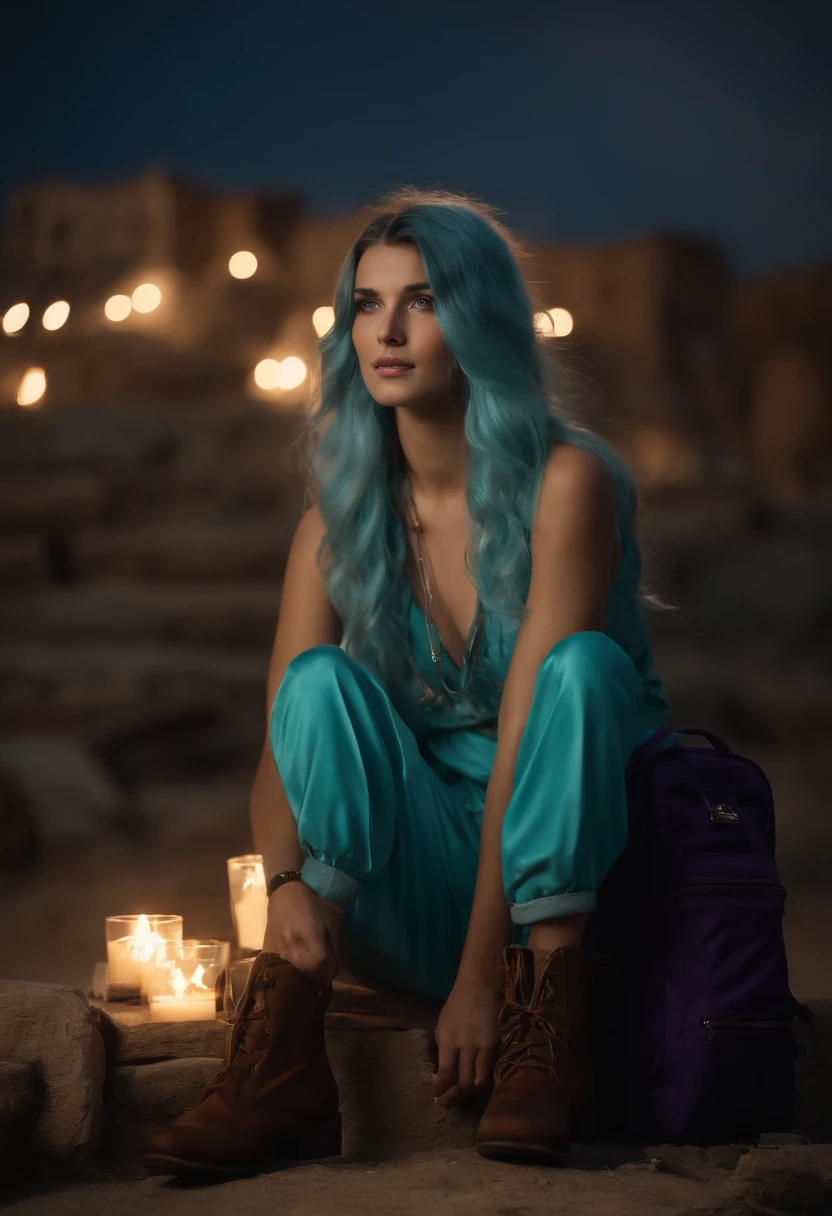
[267,869,304,897]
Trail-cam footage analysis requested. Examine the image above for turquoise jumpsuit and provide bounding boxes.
[269,521,672,1003]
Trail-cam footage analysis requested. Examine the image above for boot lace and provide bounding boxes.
[205,974,276,1095]
[494,988,567,1089]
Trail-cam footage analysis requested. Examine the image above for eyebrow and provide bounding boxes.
[353,282,432,296]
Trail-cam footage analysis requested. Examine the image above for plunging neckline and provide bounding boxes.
[399,478,482,673]
[408,582,482,672]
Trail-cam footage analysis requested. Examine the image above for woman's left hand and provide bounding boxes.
[432,975,504,1107]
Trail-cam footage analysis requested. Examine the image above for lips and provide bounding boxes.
[373,359,414,368]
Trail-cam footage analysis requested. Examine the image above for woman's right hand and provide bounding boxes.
[264,879,344,985]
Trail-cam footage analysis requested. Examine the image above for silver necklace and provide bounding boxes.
[402,475,483,697]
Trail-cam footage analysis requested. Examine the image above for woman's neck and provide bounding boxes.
[394,406,468,503]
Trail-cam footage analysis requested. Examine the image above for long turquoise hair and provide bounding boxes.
[293,187,670,730]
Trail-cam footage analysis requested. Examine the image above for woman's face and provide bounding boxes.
[352,242,460,411]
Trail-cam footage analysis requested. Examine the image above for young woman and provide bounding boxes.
[144,187,673,1178]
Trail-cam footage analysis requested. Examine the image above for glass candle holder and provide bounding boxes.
[140,937,231,1000]
[146,939,228,1022]
[105,914,183,997]
[227,854,268,953]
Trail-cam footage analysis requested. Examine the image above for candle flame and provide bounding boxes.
[128,914,165,962]
[171,963,210,1001]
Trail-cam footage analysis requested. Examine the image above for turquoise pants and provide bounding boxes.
[270,630,666,1003]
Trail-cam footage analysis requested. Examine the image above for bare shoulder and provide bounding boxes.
[536,441,618,532]
[294,500,328,553]
[286,500,338,596]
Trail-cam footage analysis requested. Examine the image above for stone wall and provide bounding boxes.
[0,397,305,883]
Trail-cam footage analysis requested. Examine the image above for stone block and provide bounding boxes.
[651,643,832,747]
[728,1144,832,1214]
[0,641,264,732]
[91,1003,226,1064]
[749,343,830,503]
[0,983,106,1160]
[330,978,442,1031]
[0,405,178,471]
[0,581,281,650]
[74,519,289,582]
[668,534,832,644]
[0,472,106,533]
[105,1056,223,1124]
[707,1144,752,1171]
[326,1026,479,1161]
[0,1061,42,1164]
[100,1056,223,1169]
[0,766,39,872]
[0,536,48,587]
[88,702,260,787]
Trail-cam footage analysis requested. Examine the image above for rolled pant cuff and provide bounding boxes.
[509,889,598,924]
[301,856,362,912]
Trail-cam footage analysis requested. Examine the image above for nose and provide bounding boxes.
[377,305,407,346]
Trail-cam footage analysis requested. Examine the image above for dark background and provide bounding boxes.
[4,0,831,272]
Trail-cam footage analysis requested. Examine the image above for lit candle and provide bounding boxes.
[148,963,217,1022]
[105,914,183,997]
[149,996,216,1022]
[235,878,268,952]
[227,856,268,953]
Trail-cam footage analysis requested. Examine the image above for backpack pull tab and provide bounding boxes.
[700,792,740,823]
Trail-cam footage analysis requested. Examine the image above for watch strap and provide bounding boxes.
[267,868,304,897]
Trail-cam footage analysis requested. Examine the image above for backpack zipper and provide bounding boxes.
[702,1017,794,1040]
[670,877,785,892]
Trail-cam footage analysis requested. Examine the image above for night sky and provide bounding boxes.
[4,0,830,276]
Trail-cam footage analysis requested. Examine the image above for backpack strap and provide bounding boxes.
[641,726,732,760]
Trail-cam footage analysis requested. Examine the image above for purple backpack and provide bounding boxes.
[590,726,815,1143]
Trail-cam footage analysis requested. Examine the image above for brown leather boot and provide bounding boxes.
[476,944,611,1165]
[143,952,341,1178]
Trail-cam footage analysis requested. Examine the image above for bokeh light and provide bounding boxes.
[105,294,132,322]
[548,307,574,337]
[3,302,30,334]
[312,306,335,337]
[276,357,307,390]
[132,283,162,313]
[17,367,46,407]
[229,251,258,279]
[254,359,281,390]
[42,301,70,331]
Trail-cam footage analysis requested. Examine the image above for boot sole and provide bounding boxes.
[143,1113,342,1179]
[476,1140,570,1166]
[475,1104,596,1166]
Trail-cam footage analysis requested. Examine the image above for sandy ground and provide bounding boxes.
[9,1143,832,1216]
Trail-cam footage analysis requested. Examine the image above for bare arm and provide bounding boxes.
[249,503,342,881]
[455,443,621,990]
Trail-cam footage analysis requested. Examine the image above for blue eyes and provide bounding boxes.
[355,295,434,312]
